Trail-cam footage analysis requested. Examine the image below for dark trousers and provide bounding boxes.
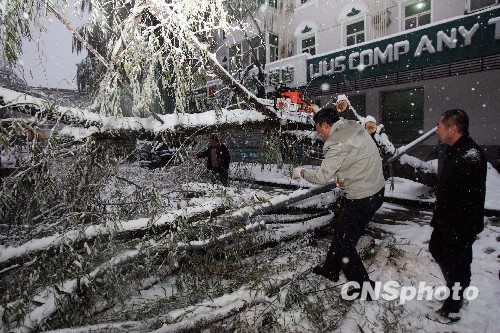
[210,167,229,186]
[323,187,384,284]
[429,228,474,306]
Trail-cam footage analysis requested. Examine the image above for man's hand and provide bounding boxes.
[292,167,304,180]
[336,175,345,189]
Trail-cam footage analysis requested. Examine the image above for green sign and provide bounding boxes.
[232,150,259,159]
[307,7,500,85]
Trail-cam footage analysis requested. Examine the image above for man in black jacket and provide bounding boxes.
[429,109,487,317]
[194,134,231,186]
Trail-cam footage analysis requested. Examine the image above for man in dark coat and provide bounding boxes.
[429,109,487,317]
[194,134,231,186]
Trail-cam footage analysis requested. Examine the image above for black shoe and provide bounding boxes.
[438,298,464,316]
[427,310,461,324]
[311,265,340,282]
[345,281,376,301]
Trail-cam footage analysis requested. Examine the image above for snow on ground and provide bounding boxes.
[68,161,499,333]
[2,160,499,332]
[232,161,500,210]
[76,200,499,332]
[226,162,500,332]
[337,205,500,333]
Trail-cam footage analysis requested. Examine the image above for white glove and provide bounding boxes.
[292,167,304,180]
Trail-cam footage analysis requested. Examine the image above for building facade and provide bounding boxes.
[213,0,500,165]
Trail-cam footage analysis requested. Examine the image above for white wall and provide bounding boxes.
[284,0,473,60]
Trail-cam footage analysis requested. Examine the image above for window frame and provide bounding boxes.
[403,0,432,31]
[295,22,318,56]
[345,19,366,46]
[300,34,316,55]
[269,33,279,63]
[465,0,499,13]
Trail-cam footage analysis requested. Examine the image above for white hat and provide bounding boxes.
[364,115,377,125]
[336,94,349,102]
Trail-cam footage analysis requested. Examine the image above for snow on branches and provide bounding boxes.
[84,0,239,116]
[0,86,269,141]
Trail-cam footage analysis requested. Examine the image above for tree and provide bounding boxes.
[1,0,269,117]
[223,0,269,99]
[0,59,26,90]
[0,0,42,64]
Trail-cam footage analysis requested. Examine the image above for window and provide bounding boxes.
[381,88,424,144]
[301,0,309,3]
[269,33,279,62]
[229,44,241,72]
[295,22,317,55]
[346,20,365,46]
[255,0,277,7]
[301,36,316,55]
[467,0,498,12]
[250,35,266,65]
[339,2,368,46]
[228,33,278,72]
[404,0,431,30]
[243,40,253,67]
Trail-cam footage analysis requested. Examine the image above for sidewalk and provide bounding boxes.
[229,162,500,216]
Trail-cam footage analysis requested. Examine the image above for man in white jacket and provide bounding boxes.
[293,108,385,297]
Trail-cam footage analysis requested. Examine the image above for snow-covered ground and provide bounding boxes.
[1,160,499,332]
[223,162,500,332]
[232,161,500,210]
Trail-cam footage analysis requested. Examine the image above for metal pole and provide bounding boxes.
[385,127,437,165]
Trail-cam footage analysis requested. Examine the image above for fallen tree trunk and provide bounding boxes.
[40,231,376,333]
[223,183,339,224]
[6,211,338,333]
[0,199,228,272]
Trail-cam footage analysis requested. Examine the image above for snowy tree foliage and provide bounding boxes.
[223,0,267,98]
[2,0,246,117]
[0,0,43,64]
[87,0,223,115]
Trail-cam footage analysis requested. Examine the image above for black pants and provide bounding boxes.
[210,167,229,186]
[323,187,384,284]
[429,228,474,305]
